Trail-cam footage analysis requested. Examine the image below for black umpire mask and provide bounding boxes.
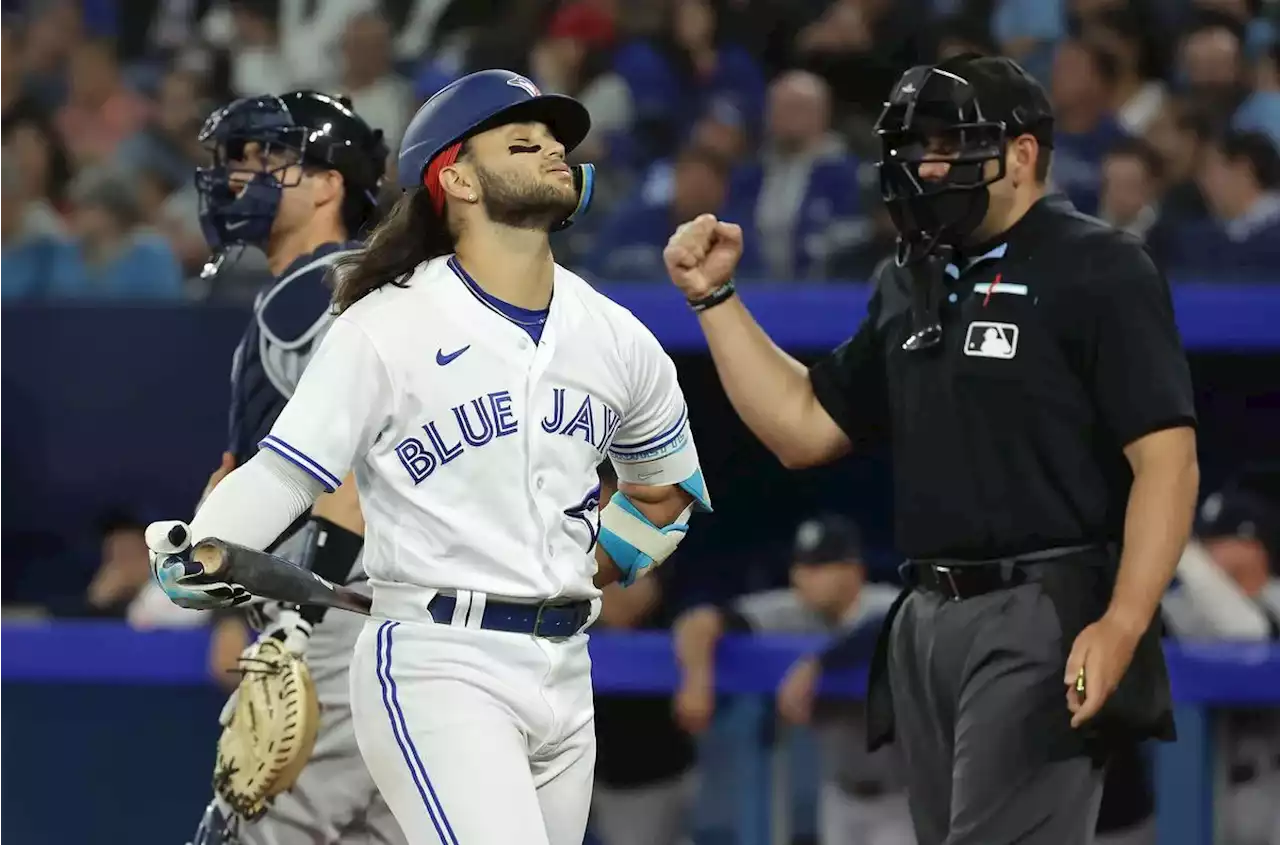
[873,55,1053,350]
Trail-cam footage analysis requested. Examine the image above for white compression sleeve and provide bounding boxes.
[188,449,327,550]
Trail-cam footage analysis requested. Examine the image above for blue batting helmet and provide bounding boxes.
[397,69,595,231]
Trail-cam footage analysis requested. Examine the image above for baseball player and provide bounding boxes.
[147,69,711,845]
[181,90,405,845]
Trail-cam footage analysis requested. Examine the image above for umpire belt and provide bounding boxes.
[901,543,1103,601]
[428,592,594,638]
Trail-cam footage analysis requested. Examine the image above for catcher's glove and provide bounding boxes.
[214,629,320,820]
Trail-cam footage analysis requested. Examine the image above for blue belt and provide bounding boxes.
[427,595,592,638]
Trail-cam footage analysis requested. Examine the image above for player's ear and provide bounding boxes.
[314,169,344,210]
[439,162,477,206]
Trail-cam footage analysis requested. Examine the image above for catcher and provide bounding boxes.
[182,91,405,845]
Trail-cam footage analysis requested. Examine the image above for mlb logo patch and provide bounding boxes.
[964,321,1019,359]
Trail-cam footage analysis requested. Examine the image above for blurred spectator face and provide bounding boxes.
[230,1,276,47]
[672,149,728,221]
[157,71,203,142]
[766,71,831,152]
[8,123,55,201]
[1145,104,1204,183]
[672,0,715,51]
[1257,45,1279,92]
[71,200,126,246]
[1197,142,1251,218]
[1100,150,1157,225]
[1204,536,1271,597]
[530,37,588,92]
[67,41,120,108]
[341,13,393,88]
[691,113,747,162]
[790,560,863,617]
[1180,26,1242,89]
[1,157,23,241]
[532,2,615,92]
[23,1,83,72]
[2,25,20,103]
[1081,19,1142,82]
[1051,40,1108,112]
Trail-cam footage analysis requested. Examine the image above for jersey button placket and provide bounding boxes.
[521,335,560,590]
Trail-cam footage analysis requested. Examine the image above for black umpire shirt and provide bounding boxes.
[809,194,1197,562]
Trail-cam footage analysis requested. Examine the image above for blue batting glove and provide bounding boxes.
[146,520,252,610]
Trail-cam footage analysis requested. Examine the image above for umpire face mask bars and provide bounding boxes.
[875,63,1013,265]
[874,60,1037,352]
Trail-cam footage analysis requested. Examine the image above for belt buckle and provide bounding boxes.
[935,565,963,601]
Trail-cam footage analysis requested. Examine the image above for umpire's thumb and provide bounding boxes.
[146,520,192,555]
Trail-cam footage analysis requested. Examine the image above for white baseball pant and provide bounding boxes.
[350,612,597,845]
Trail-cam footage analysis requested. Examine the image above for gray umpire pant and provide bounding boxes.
[887,582,1106,845]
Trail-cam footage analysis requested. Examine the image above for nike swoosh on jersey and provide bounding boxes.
[436,346,471,365]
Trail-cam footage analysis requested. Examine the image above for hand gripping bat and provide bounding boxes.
[186,530,372,616]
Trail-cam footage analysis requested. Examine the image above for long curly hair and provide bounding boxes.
[331,187,454,313]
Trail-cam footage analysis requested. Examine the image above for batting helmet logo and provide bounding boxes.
[506,75,541,98]
[396,69,595,230]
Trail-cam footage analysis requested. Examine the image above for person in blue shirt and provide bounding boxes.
[1167,129,1280,279]
[37,166,185,300]
[1049,38,1131,216]
[724,70,867,279]
[182,91,406,845]
[0,150,80,298]
[585,143,763,281]
[610,0,766,170]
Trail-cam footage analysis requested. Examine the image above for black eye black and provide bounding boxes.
[509,144,541,154]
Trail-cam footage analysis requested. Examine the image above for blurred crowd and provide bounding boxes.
[2,0,1280,302]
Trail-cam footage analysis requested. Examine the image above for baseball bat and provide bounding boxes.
[188,532,372,616]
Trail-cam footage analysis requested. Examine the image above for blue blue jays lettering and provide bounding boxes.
[394,387,622,484]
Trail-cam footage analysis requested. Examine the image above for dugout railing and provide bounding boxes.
[1,623,1278,844]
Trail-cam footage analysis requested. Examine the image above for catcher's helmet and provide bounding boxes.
[874,55,1053,263]
[196,91,389,275]
[397,69,595,231]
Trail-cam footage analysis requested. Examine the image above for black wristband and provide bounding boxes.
[298,516,363,627]
[687,279,737,313]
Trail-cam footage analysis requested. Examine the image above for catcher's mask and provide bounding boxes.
[874,55,1053,265]
[196,91,387,278]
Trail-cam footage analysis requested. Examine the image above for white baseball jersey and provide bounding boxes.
[261,255,703,608]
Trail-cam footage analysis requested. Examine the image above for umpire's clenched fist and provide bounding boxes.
[663,213,743,299]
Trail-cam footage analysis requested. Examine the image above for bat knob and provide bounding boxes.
[168,523,189,547]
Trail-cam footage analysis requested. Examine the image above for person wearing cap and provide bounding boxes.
[1161,475,1280,845]
[673,515,912,845]
[145,69,711,845]
[662,53,1198,844]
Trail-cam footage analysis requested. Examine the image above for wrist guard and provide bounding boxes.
[297,516,363,627]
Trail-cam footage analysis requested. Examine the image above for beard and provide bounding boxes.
[473,163,579,231]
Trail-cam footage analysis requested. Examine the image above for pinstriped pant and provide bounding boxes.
[350,617,597,845]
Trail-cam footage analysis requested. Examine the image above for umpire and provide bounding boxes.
[661,54,1199,845]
